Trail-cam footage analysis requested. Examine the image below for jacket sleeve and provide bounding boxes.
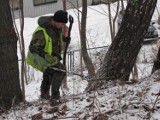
[29,30,46,58]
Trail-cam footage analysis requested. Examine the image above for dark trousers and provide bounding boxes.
[40,63,66,100]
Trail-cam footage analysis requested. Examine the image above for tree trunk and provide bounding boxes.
[158,15,160,25]
[81,0,95,78]
[87,0,157,91]
[63,0,66,11]
[0,0,23,109]
[152,47,160,74]
[108,0,114,41]
[62,0,67,89]
[19,0,26,101]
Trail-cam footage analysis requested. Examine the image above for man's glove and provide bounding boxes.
[52,52,62,60]
[45,54,58,65]
[63,37,71,43]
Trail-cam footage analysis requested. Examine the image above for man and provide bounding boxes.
[26,10,71,106]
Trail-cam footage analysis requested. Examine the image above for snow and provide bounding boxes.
[1,1,160,120]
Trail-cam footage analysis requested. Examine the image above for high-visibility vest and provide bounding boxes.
[26,26,54,72]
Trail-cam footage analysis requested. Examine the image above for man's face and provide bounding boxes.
[52,20,66,30]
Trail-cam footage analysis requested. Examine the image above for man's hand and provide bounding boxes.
[63,25,69,37]
[45,54,58,64]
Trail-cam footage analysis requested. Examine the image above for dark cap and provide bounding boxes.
[52,10,68,23]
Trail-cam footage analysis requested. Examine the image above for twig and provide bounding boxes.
[151,90,160,112]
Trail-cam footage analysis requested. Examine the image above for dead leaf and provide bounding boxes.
[31,113,43,120]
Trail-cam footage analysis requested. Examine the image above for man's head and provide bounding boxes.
[52,10,68,29]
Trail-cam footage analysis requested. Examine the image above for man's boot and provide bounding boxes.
[40,90,50,99]
[50,98,60,106]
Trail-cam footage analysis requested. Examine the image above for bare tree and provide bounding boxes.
[158,15,160,25]
[0,0,23,109]
[67,0,95,78]
[19,0,26,101]
[76,0,83,79]
[87,0,157,91]
[81,0,95,78]
[101,0,121,41]
[62,0,67,89]
[63,0,67,11]
[152,48,160,74]
[108,0,114,41]
[120,0,125,12]
[107,0,120,41]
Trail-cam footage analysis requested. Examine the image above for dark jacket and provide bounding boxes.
[29,16,65,60]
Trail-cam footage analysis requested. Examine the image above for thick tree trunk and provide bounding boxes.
[81,0,95,78]
[152,47,160,74]
[0,0,23,109]
[87,0,157,91]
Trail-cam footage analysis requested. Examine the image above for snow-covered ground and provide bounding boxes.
[1,1,160,120]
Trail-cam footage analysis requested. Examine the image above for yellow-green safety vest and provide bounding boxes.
[26,26,60,72]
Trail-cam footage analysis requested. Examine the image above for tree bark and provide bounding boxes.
[158,15,160,25]
[62,0,67,89]
[19,0,26,102]
[81,0,95,78]
[0,0,23,109]
[152,47,160,74]
[87,0,157,91]
[63,0,66,11]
